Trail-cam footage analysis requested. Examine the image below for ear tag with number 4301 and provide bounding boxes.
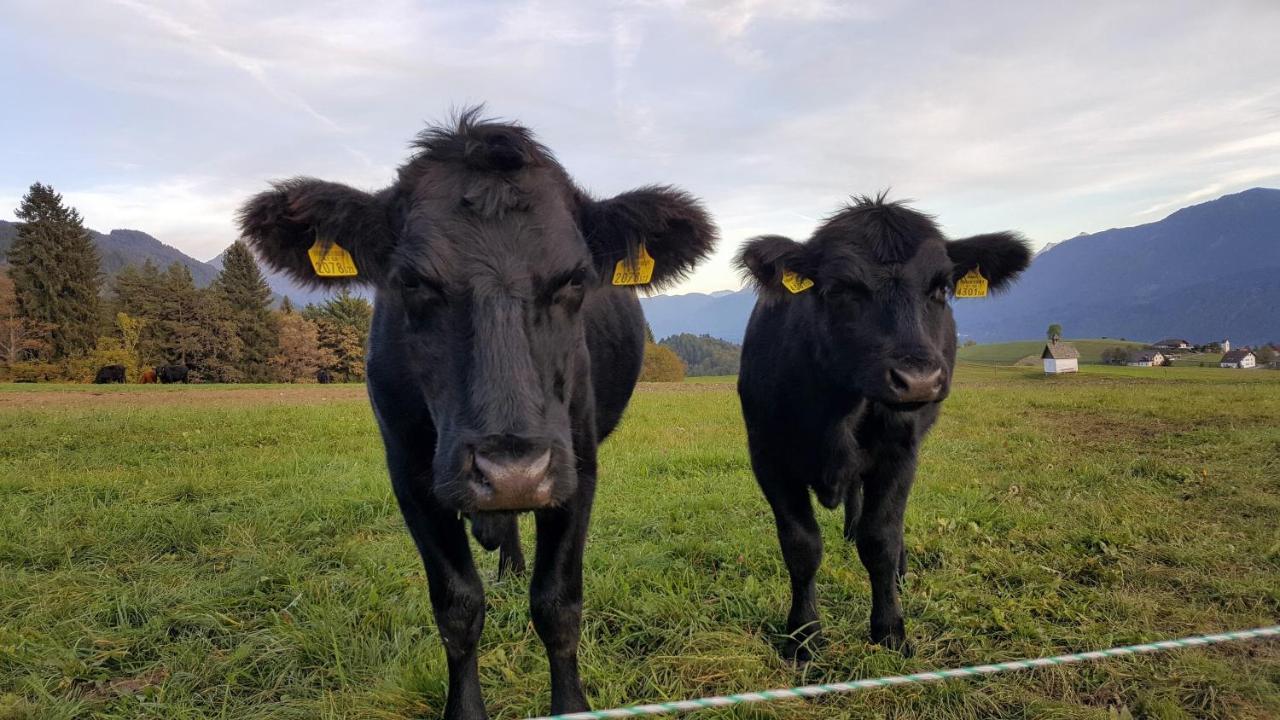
[308,237,359,278]
[954,267,989,298]
[612,244,655,285]
[781,270,814,294]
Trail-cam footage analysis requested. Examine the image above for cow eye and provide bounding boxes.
[550,267,589,306]
[401,275,444,304]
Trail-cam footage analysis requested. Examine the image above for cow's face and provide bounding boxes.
[738,197,1029,407]
[238,113,716,512]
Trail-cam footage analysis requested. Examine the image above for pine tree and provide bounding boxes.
[280,296,294,314]
[8,183,101,357]
[214,241,278,382]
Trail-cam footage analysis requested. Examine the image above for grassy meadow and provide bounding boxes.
[2,364,1278,719]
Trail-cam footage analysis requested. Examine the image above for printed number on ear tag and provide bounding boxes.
[308,238,358,278]
[612,244,655,286]
[781,270,814,294]
[955,267,988,298]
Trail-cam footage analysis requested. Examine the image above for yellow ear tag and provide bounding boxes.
[307,238,358,278]
[612,244,655,286]
[954,267,989,298]
[781,270,814,294]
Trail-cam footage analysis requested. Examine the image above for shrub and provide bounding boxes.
[640,342,686,382]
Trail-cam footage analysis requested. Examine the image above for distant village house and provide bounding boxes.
[1126,350,1166,367]
[1042,341,1079,374]
[1219,349,1256,369]
[1153,338,1191,350]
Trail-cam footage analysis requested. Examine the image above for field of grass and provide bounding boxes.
[958,339,1147,366]
[2,366,1278,719]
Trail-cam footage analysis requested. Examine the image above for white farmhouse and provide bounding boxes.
[1126,350,1166,367]
[1041,341,1079,374]
[1220,349,1256,369]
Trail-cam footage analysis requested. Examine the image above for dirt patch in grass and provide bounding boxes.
[0,385,369,409]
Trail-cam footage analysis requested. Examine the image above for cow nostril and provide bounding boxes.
[887,367,944,401]
[474,448,552,483]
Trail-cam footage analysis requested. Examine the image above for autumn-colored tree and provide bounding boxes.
[7,183,101,357]
[639,342,686,382]
[272,312,336,382]
[0,272,53,367]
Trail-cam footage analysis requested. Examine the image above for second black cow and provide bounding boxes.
[736,195,1030,660]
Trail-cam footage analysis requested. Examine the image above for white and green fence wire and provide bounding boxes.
[529,625,1279,720]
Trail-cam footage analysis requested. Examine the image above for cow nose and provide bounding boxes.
[471,443,553,511]
[886,366,944,403]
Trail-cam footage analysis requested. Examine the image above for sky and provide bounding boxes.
[3,0,1279,294]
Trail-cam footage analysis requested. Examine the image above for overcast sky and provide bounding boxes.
[3,0,1278,293]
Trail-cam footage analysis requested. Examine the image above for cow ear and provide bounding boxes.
[734,234,814,299]
[578,185,718,290]
[237,178,396,286]
[946,231,1032,291]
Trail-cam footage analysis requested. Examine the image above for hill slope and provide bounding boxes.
[642,187,1280,344]
[956,338,1146,366]
[1,219,219,286]
[953,187,1280,344]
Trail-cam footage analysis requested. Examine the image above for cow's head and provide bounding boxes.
[239,110,716,511]
[737,195,1029,407]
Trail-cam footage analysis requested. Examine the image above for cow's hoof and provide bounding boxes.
[497,557,526,580]
[871,619,912,657]
[781,629,822,664]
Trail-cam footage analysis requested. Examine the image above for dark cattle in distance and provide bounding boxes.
[736,195,1030,660]
[139,368,158,384]
[316,369,333,384]
[238,108,717,719]
[156,365,189,384]
[93,365,126,384]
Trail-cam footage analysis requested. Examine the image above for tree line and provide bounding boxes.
[4,182,750,384]
[2,183,370,383]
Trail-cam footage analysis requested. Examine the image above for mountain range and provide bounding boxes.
[3,187,1278,344]
[0,220,341,306]
[639,187,1280,345]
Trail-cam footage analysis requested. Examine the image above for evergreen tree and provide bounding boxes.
[303,289,372,344]
[7,183,101,357]
[214,241,278,381]
[280,296,294,314]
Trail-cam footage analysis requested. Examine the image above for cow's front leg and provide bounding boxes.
[764,481,823,663]
[530,473,596,713]
[395,485,489,719]
[856,453,915,656]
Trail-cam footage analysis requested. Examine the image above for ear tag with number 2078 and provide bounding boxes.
[612,244,655,285]
[308,237,358,278]
[954,267,989,298]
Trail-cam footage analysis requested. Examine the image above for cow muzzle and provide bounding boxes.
[885,366,945,404]
[470,440,554,511]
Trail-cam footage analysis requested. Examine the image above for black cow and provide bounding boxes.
[157,365,189,384]
[238,109,716,719]
[93,364,126,384]
[316,369,333,384]
[736,195,1029,660]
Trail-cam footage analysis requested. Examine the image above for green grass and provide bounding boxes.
[2,366,1278,719]
[958,338,1147,366]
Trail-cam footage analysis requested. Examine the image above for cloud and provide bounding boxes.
[3,0,1279,294]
